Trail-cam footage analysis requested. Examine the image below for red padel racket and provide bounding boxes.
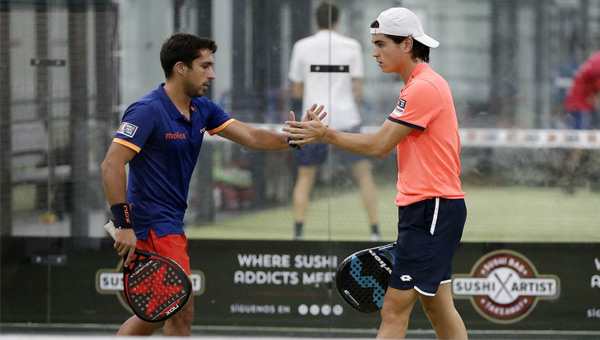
[335,242,397,313]
[104,220,192,322]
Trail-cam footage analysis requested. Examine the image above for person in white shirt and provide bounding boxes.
[288,1,379,241]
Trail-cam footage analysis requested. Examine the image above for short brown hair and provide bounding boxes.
[316,2,339,29]
[370,20,430,63]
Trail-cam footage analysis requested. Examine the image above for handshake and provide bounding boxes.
[283,104,328,149]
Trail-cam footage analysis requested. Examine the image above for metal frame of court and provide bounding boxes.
[2,324,600,339]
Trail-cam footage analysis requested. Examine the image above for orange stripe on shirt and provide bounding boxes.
[208,118,236,135]
[113,138,141,153]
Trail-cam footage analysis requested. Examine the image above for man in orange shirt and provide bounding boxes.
[285,7,467,339]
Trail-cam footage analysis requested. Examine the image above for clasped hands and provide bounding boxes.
[284,104,328,148]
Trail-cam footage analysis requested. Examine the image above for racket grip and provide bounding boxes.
[104,220,117,240]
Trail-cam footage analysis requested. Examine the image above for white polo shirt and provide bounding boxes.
[289,30,364,130]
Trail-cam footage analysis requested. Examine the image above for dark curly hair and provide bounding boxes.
[160,33,217,78]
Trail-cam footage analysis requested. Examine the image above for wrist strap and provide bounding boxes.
[110,203,133,229]
[287,136,301,150]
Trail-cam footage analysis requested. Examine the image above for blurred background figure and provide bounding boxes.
[288,1,380,241]
[560,51,600,194]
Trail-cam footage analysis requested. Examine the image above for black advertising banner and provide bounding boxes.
[1,237,599,332]
[188,240,387,329]
[450,243,600,331]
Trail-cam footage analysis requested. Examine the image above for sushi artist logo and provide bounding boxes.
[452,249,559,324]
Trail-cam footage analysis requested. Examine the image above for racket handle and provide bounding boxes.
[104,220,117,240]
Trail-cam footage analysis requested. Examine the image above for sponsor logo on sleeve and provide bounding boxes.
[117,122,138,138]
[452,249,559,324]
[393,99,406,116]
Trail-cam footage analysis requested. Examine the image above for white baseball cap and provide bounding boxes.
[370,7,439,48]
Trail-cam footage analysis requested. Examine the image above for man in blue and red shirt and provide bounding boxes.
[101,33,301,336]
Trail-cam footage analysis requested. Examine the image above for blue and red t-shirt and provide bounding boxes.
[113,84,234,239]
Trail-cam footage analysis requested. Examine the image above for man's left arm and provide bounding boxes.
[218,105,326,151]
[217,118,293,152]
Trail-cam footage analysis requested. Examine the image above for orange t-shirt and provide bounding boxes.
[388,63,464,206]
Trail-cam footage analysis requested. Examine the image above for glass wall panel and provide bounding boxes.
[1,0,599,337]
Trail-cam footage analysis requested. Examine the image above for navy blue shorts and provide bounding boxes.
[389,198,466,296]
[297,126,367,166]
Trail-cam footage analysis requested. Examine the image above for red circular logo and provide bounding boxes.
[452,250,559,324]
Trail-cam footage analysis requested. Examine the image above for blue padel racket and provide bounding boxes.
[104,221,192,322]
[335,242,397,313]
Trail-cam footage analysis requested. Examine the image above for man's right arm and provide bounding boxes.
[285,111,411,159]
[101,142,138,265]
[101,142,135,205]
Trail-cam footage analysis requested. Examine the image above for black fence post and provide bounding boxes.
[67,0,89,236]
[0,0,12,236]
